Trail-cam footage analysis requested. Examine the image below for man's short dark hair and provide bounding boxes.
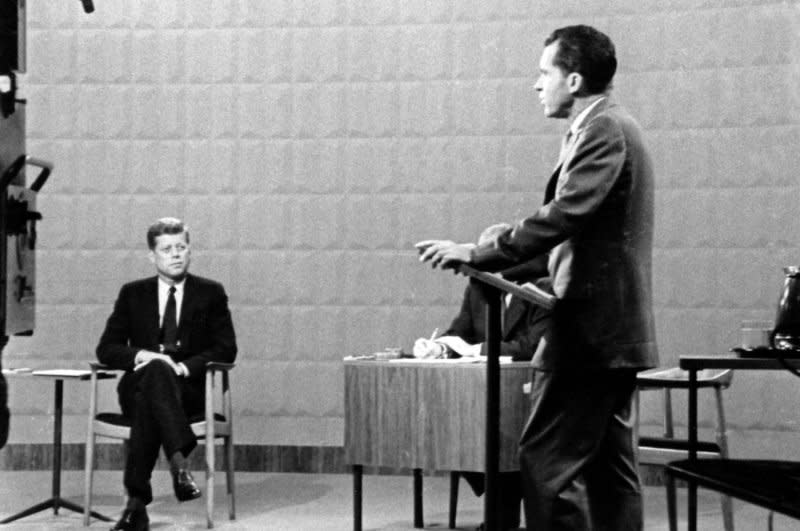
[146,217,190,250]
[544,25,617,95]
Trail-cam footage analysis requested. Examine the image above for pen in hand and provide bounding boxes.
[430,328,439,341]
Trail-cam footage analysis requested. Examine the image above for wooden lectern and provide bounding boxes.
[454,264,555,531]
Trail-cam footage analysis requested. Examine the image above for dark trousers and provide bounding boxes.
[519,368,641,531]
[0,371,8,449]
[118,360,202,504]
[461,471,523,529]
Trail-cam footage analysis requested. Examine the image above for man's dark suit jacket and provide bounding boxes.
[471,98,658,371]
[444,282,550,361]
[97,273,237,412]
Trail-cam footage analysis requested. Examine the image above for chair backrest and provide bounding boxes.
[87,363,129,440]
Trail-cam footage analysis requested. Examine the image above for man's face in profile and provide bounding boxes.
[534,41,574,119]
[150,232,191,283]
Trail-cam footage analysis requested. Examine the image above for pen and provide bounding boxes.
[430,328,439,341]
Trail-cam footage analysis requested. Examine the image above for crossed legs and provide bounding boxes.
[121,360,200,504]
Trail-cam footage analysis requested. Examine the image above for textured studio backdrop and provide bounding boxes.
[1,0,799,464]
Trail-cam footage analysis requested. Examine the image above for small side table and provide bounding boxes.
[1,368,116,524]
[675,355,800,531]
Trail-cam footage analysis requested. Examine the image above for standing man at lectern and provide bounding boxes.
[97,217,237,531]
[416,25,657,531]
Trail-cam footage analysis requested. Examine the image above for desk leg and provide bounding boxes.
[0,378,109,525]
[52,379,63,514]
[413,468,423,528]
[448,471,459,529]
[353,465,362,531]
[688,369,698,531]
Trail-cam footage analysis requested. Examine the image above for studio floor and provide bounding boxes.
[0,470,794,530]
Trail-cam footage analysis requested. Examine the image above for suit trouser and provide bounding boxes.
[519,368,641,531]
[0,371,8,449]
[118,360,202,504]
[461,471,523,529]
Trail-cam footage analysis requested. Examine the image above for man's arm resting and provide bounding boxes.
[181,288,237,377]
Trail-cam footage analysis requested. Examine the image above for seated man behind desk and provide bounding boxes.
[414,223,551,531]
[97,217,237,531]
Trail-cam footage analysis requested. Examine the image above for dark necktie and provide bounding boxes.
[161,286,178,349]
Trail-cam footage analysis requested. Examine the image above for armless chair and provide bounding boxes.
[83,361,236,529]
[636,367,734,531]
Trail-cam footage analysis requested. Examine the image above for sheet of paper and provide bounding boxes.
[436,335,478,357]
[31,369,93,378]
[388,357,483,364]
[388,356,515,364]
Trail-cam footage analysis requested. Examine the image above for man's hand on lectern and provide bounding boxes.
[415,240,475,270]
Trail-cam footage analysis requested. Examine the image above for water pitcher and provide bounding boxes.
[772,266,800,350]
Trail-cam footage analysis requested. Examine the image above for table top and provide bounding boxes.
[343,357,531,369]
[2,368,116,380]
[679,355,800,371]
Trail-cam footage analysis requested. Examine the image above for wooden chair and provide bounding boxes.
[636,367,734,531]
[83,361,235,529]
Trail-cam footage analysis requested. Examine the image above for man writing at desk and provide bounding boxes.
[97,217,237,531]
[416,25,657,531]
[414,223,550,362]
[414,223,551,531]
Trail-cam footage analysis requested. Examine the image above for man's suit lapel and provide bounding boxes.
[547,97,614,203]
[179,274,196,333]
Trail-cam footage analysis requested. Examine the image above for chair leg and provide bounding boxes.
[83,433,95,526]
[225,435,235,520]
[205,370,216,529]
[715,386,734,531]
[413,468,423,528]
[666,473,677,531]
[206,439,215,529]
[448,472,459,529]
[663,389,674,438]
[663,387,677,531]
[720,494,735,531]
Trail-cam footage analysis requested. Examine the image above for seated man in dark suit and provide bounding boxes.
[97,217,237,531]
[413,223,551,531]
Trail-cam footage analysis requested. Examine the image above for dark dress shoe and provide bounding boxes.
[172,469,202,502]
[110,507,149,531]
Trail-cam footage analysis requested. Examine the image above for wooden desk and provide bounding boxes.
[344,358,531,530]
[674,355,800,531]
[0,368,115,524]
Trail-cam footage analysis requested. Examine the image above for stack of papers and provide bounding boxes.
[389,357,482,364]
